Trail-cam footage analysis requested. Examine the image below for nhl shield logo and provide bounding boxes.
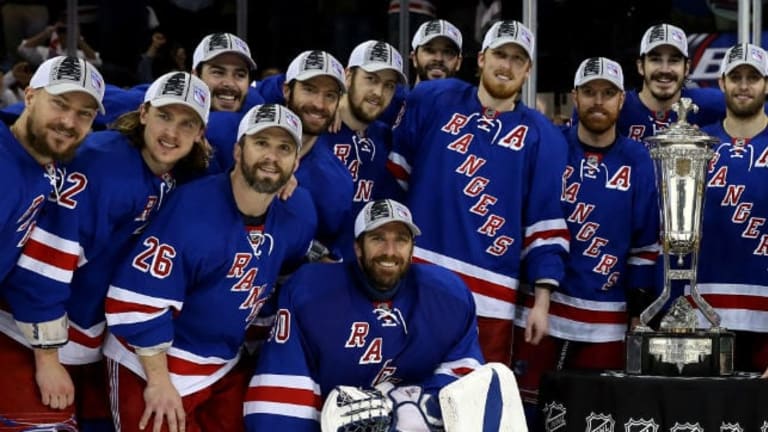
[586,412,615,432]
[670,422,703,432]
[543,402,566,432]
[625,418,659,432]
[720,422,743,432]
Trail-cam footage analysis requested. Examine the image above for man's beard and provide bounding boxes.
[26,112,80,163]
[240,156,292,194]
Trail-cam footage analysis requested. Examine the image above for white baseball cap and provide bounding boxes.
[354,199,421,238]
[29,56,106,114]
[574,57,624,90]
[481,20,534,59]
[639,24,688,58]
[192,32,257,71]
[720,43,768,76]
[411,19,463,52]
[348,40,407,83]
[144,72,211,125]
[237,104,303,151]
[286,50,346,92]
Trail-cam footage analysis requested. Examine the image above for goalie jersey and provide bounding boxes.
[695,123,768,331]
[244,261,484,431]
[1,131,177,363]
[104,173,317,396]
[387,78,569,321]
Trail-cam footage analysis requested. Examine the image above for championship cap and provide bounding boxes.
[639,24,688,58]
[286,50,346,92]
[192,32,257,71]
[348,40,407,83]
[411,19,463,52]
[354,199,421,238]
[237,104,303,151]
[29,56,106,114]
[144,72,211,125]
[481,20,534,59]
[720,43,768,76]
[573,57,624,90]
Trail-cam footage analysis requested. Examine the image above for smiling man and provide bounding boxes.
[618,23,725,141]
[192,32,257,113]
[388,20,570,367]
[244,198,483,432]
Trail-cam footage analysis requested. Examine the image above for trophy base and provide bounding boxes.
[626,330,734,376]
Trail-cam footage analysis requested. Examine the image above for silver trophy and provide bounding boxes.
[626,98,734,376]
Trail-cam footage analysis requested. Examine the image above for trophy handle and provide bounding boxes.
[638,253,672,328]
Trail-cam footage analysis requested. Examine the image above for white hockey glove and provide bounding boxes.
[321,385,393,432]
[380,383,444,432]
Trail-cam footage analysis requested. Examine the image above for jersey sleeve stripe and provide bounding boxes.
[21,236,80,272]
[106,286,183,311]
[246,385,322,409]
[17,254,72,283]
[243,400,320,421]
[387,153,411,179]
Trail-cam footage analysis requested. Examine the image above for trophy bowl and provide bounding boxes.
[625,98,734,376]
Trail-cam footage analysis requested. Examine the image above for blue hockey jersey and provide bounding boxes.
[0,122,54,285]
[520,127,660,342]
[695,122,768,331]
[388,78,570,321]
[2,131,177,364]
[243,261,484,431]
[618,87,725,141]
[104,173,317,395]
[323,121,402,261]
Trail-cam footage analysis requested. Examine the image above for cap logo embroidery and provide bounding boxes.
[497,21,518,39]
[303,51,327,71]
[207,33,230,53]
[368,42,391,63]
[582,58,602,77]
[192,86,207,107]
[728,45,745,63]
[52,57,82,83]
[369,200,392,222]
[252,104,277,124]
[234,38,249,54]
[90,70,102,91]
[648,25,667,43]
[424,20,443,37]
[160,72,188,97]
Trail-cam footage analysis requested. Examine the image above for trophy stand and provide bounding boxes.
[625,98,734,376]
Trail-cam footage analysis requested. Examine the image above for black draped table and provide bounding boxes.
[537,370,768,432]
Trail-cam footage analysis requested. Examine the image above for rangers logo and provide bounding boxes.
[248,230,274,258]
[670,422,703,432]
[625,418,659,432]
[192,86,207,107]
[543,402,566,432]
[586,412,615,432]
[720,422,742,432]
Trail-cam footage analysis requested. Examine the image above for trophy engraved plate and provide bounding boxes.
[626,98,735,376]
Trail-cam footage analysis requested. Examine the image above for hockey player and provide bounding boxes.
[0,55,104,282]
[104,103,317,432]
[319,40,405,261]
[512,57,660,427]
[281,50,355,257]
[410,19,463,85]
[618,23,724,140]
[1,71,211,430]
[388,20,570,364]
[192,32,258,113]
[0,55,105,431]
[695,44,768,376]
[244,199,484,431]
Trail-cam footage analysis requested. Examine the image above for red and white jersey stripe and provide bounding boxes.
[244,373,322,421]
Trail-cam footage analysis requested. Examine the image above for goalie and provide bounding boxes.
[244,199,485,431]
